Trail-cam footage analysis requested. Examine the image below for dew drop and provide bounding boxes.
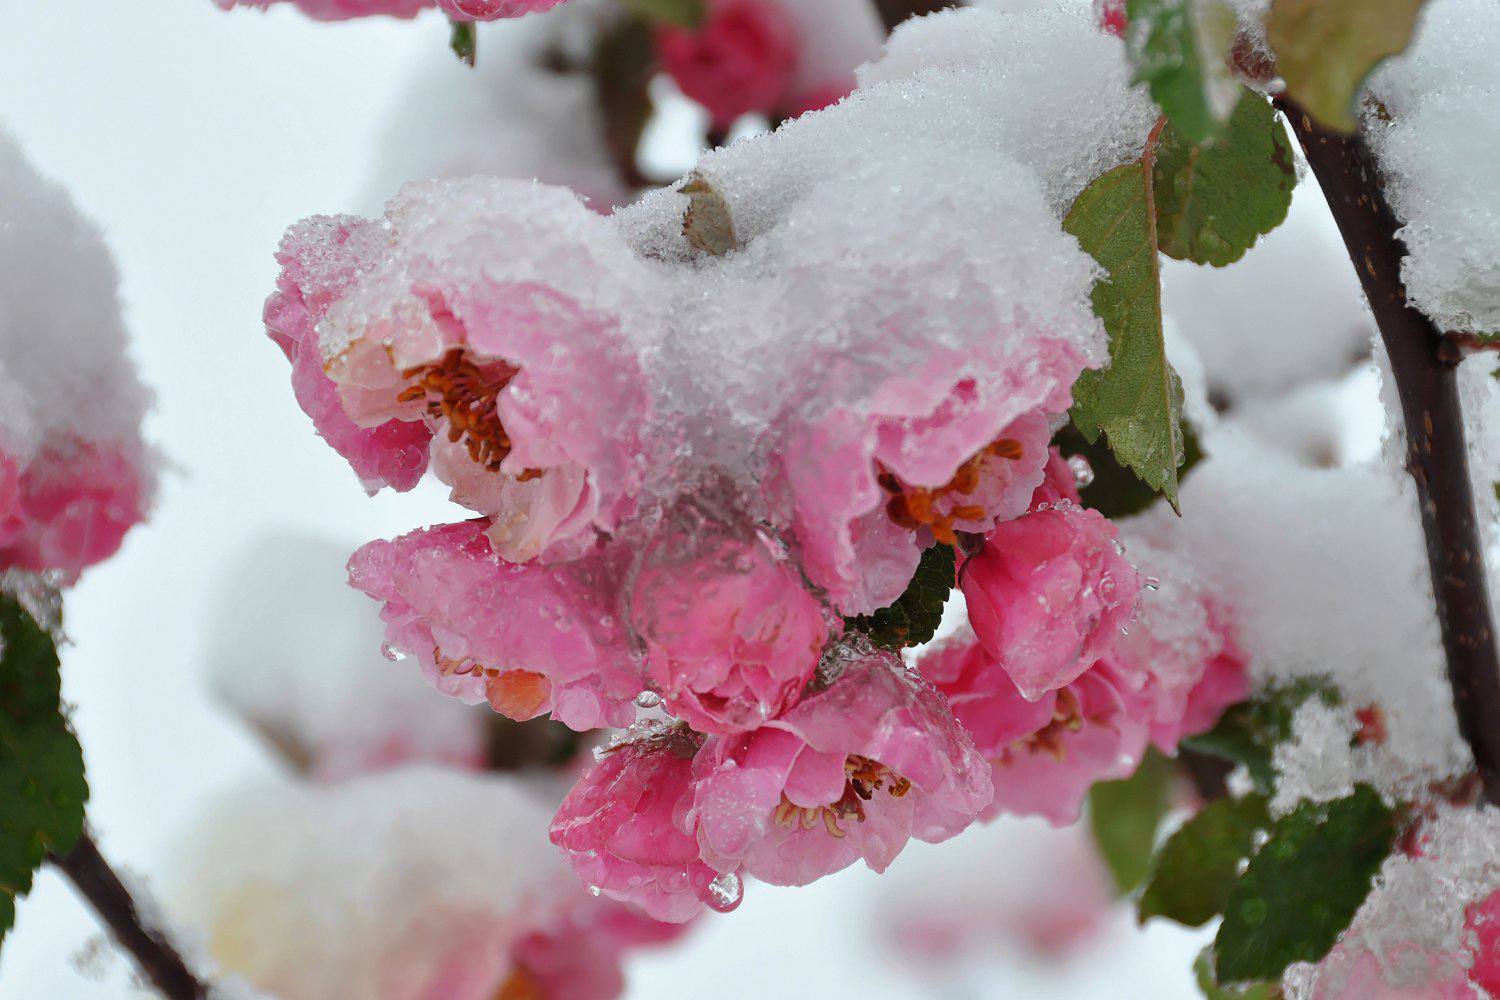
[702,872,744,913]
[635,690,663,709]
[588,885,603,897]
[1067,454,1095,488]
[1144,576,1160,592]
[380,642,406,662]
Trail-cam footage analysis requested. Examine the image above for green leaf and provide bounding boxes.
[1215,786,1398,983]
[1126,0,1241,142]
[0,596,87,948]
[1054,420,1204,519]
[1154,91,1297,267]
[846,544,956,650]
[619,0,705,28]
[447,20,477,67]
[1181,678,1340,794]
[1194,947,1281,999]
[1064,161,1186,511]
[1140,793,1271,927]
[681,172,738,257]
[1265,0,1429,132]
[1089,749,1174,894]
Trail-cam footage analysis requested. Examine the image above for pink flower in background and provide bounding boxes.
[550,725,727,924]
[784,343,1083,615]
[690,640,992,886]
[347,520,643,732]
[960,499,1141,701]
[629,517,831,734]
[1467,890,1500,995]
[656,0,800,127]
[1095,0,1127,37]
[269,207,650,564]
[0,438,150,583]
[918,630,1148,825]
[215,0,567,20]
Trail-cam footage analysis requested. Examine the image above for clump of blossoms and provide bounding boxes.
[257,3,1253,923]
[0,129,155,584]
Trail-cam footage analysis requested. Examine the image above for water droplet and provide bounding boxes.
[635,690,663,709]
[702,872,743,913]
[588,885,603,897]
[380,642,406,662]
[1144,576,1160,592]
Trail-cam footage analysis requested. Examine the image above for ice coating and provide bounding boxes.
[0,128,156,580]
[166,768,682,1000]
[1365,0,1500,338]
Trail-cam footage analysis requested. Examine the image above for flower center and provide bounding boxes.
[878,436,1024,545]
[1001,686,1084,763]
[397,348,542,479]
[772,754,912,838]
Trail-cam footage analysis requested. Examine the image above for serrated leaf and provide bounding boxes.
[0,596,87,948]
[681,172,738,257]
[1194,948,1281,999]
[1215,786,1397,983]
[619,0,705,27]
[1265,0,1428,132]
[1180,678,1340,794]
[1089,749,1174,894]
[1064,161,1186,510]
[1126,0,1240,142]
[1140,793,1271,927]
[1154,91,1297,266]
[846,544,955,650]
[1055,420,1204,519]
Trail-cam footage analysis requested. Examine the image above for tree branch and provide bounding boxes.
[48,831,210,999]
[1274,97,1500,806]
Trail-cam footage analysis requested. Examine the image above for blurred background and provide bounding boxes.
[0,0,1382,995]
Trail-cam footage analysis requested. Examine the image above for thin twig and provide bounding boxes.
[48,831,210,999]
[1275,97,1500,806]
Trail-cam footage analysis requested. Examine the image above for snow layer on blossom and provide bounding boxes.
[0,127,156,576]
[167,768,671,1000]
[205,533,486,780]
[365,1,631,212]
[1146,423,1472,802]
[1365,0,1500,337]
[1283,805,1500,999]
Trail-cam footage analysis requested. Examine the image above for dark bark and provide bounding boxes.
[48,832,210,999]
[1275,97,1500,806]
[871,0,959,34]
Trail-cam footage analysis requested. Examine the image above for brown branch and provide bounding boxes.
[871,0,960,34]
[1275,97,1500,806]
[48,831,210,999]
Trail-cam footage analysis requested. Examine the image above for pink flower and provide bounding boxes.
[1467,890,1500,996]
[629,515,831,734]
[0,437,150,583]
[690,639,992,886]
[347,520,642,732]
[215,0,566,20]
[268,198,650,564]
[918,630,1147,825]
[1150,603,1249,751]
[1095,0,1127,37]
[783,77,855,119]
[656,0,799,128]
[549,725,726,923]
[959,499,1141,701]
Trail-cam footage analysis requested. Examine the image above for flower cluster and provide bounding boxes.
[213,0,566,21]
[0,130,155,584]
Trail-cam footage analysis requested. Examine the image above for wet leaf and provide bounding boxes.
[1090,749,1174,894]
[1140,793,1271,926]
[1126,0,1240,142]
[846,544,956,650]
[681,172,738,256]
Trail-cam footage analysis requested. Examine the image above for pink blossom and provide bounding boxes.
[784,77,855,119]
[656,0,799,128]
[0,437,150,584]
[269,208,650,563]
[495,900,688,1000]
[959,499,1141,701]
[347,520,642,732]
[629,517,831,734]
[550,725,726,924]
[1095,0,1127,37]
[784,343,1083,614]
[918,630,1148,825]
[690,640,992,886]
[1467,890,1500,995]
[215,0,566,20]
[1151,604,1250,751]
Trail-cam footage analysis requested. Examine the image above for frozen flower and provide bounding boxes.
[347,520,643,732]
[215,0,568,21]
[1149,603,1250,751]
[655,0,799,128]
[918,628,1148,825]
[550,724,725,924]
[628,513,831,734]
[690,639,992,886]
[785,351,1081,615]
[268,190,651,563]
[959,493,1141,701]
